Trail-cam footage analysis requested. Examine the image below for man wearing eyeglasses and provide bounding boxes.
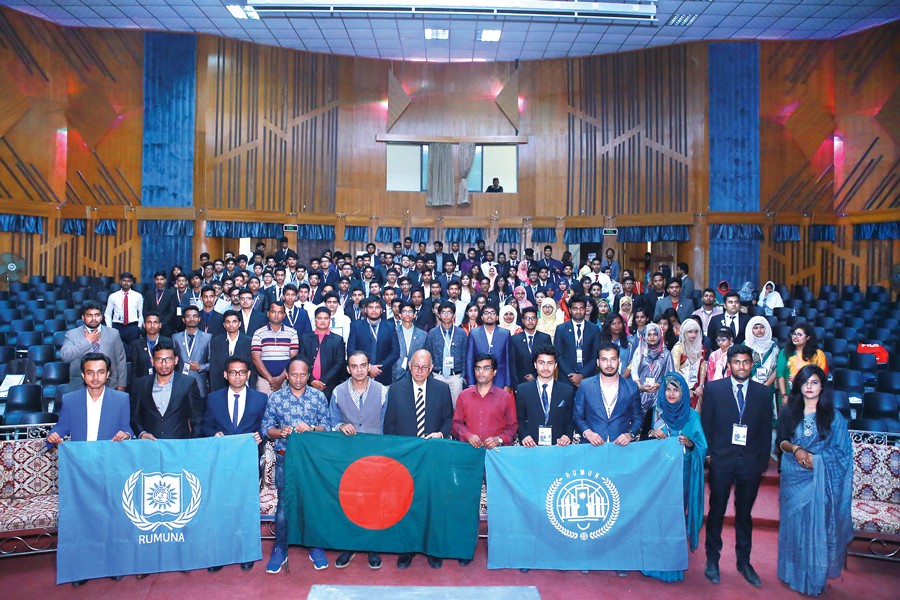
[201,356,266,572]
[131,341,203,440]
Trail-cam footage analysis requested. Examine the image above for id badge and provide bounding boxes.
[732,424,748,446]
[575,349,583,364]
[182,363,191,376]
[538,427,553,446]
[401,357,408,370]
[176,307,182,316]
[689,371,698,385]
[444,355,454,370]
[148,367,154,376]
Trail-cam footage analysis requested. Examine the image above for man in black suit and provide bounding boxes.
[509,306,552,386]
[347,297,400,387]
[642,271,668,318]
[701,344,773,588]
[143,271,179,336]
[209,310,256,393]
[237,288,268,337]
[426,241,451,275]
[553,295,600,388]
[129,311,172,384]
[198,286,225,336]
[131,341,203,440]
[384,348,453,570]
[515,345,574,447]
[706,291,750,347]
[300,307,347,401]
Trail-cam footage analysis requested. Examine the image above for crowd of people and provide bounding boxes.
[47,235,852,596]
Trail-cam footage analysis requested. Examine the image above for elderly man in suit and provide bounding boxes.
[701,344,773,587]
[209,310,256,393]
[47,352,132,444]
[554,295,600,388]
[174,305,212,399]
[384,349,453,569]
[464,303,511,391]
[60,301,127,391]
[393,301,428,382]
[347,296,400,387]
[131,341,203,440]
[573,342,642,446]
[516,345,575,447]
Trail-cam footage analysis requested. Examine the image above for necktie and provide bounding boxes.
[736,383,745,413]
[91,336,100,353]
[527,335,533,353]
[331,317,336,328]
[541,383,550,417]
[123,293,129,325]
[232,393,240,429]
[187,334,194,359]
[415,386,426,438]
[576,323,582,344]
[148,338,156,354]
[729,316,737,336]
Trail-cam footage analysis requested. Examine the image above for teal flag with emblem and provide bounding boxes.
[56,436,261,583]
[484,437,687,570]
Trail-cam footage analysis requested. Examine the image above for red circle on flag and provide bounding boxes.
[339,456,414,530]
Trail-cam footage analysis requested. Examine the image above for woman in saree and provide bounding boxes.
[776,365,852,597]
[628,323,675,414]
[643,372,708,582]
[670,319,706,409]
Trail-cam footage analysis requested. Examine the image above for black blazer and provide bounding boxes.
[516,378,575,444]
[707,312,751,346]
[128,335,172,384]
[299,332,347,400]
[143,288,179,336]
[208,333,256,392]
[198,309,225,337]
[131,373,203,439]
[239,310,268,337]
[553,320,600,379]
[383,375,453,438]
[701,378,772,476]
[509,330,552,386]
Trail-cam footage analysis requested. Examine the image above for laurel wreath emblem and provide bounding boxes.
[589,478,620,539]
[545,477,578,539]
[545,475,620,540]
[122,469,202,532]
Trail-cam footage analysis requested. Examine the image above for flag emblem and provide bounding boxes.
[546,471,620,540]
[122,469,202,531]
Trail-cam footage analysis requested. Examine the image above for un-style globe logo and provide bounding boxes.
[546,473,620,540]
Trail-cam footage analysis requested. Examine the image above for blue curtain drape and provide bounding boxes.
[563,227,601,244]
[0,214,43,234]
[497,228,520,244]
[296,224,335,241]
[206,221,284,238]
[61,218,86,236]
[138,220,194,237]
[443,228,484,245]
[854,222,899,240]
[615,226,691,243]
[809,224,836,242]
[94,219,118,236]
[531,227,557,244]
[708,239,760,292]
[343,225,369,242]
[409,227,430,244]
[773,224,801,242]
[374,226,401,244]
[709,224,764,240]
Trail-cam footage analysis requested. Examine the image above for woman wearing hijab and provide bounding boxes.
[776,365,852,596]
[498,304,522,336]
[618,296,634,334]
[644,372,708,583]
[670,319,707,409]
[745,316,779,390]
[596,298,612,327]
[516,259,529,285]
[512,286,532,311]
[628,323,674,414]
[536,297,564,342]
[757,280,784,316]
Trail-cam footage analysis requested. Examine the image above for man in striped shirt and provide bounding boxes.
[251,301,299,394]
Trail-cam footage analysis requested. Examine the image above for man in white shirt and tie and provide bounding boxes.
[321,292,351,349]
[104,272,143,356]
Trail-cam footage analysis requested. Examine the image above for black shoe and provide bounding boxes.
[335,551,355,568]
[427,556,443,569]
[704,561,720,584]
[458,559,471,566]
[135,574,150,580]
[737,563,761,587]
[520,568,530,573]
[241,561,254,570]
[71,580,88,587]
[368,553,382,569]
[397,553,413,569]
[110,576,123,581]
[616,570,628,577]
[208,566,224,573]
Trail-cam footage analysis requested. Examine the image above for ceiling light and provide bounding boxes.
[667,14,698,27]
[227,5,260,20]
[425,28,449,40]
[479,29,502,42]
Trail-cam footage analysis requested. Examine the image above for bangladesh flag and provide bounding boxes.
[284,432,485,559]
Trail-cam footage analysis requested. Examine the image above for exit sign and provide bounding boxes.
[283,224,298,232]
[603,228,618,236]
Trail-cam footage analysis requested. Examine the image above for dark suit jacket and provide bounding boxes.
[344,303,364,322]
[465,325,510,388]
[515,378,575,444]
[283,305,312,336]
[553,319,600,379]
[129,335,172,384]
[208,333,256,392]
[701,378,772,476]
[509,330,552,385]
[347,319,400,386]
[131,373,203,439]
[612,293,644,315]
[143,288,179,336]
[707,312,751,346]
[299,331,347,400]
[198,309,225,337]
[643,291,668,319]
[200,387,268,437]
[239,310,268,338]
[414,305,436,332]
[383,375,453,438]
[49,388,133,442]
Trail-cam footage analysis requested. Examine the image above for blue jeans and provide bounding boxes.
[274,454,287,552]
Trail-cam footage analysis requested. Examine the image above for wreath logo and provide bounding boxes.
[122,469,202,532]
[546,475,620,540]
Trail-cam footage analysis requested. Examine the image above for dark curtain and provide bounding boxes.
[374,226,401,244]
[343,226,369,242]
[296,224,335,241]
[854,222,899,241]
[709,239,760,292]
[496,228,520,244]
[531,227,557,244]
[615,226,691,243]
[94,219,118,236]
[443,228,484,245]
[206,221,284,238]
[138,220,194,237]
[61,218,86,236]
[141,235,192,283]
[809,224,836,242]
[563,228,602,244]
[709,224,764,240]
[773,224,801,242]
[0,214,43,234]
[409,227,431,244]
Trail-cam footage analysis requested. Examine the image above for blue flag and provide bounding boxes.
[485,438,687,571]
[57,436,261,583]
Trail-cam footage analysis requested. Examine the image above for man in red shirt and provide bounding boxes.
[452,352,517,450]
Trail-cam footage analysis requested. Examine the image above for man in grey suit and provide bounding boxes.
[393,301,427,382]
[676,262,695,301]
[60,301,127,391]
[173,305,212,399]
[653,278,696,322]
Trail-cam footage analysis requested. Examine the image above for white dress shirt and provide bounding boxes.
[85,388,105,442]
[227,386,247,426]
[104,289,143,327]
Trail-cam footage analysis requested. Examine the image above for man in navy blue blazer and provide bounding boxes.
[516,345,575,447]
[47,352,133,445]
[554,295,600,388]
[465,303,511,390]
[573,342,642,445]
[347,296,400,386]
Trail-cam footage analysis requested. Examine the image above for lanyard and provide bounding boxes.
[441,325,455,351]
[285,307,297,329]
[183,331,197,359]
[573,321,584,347]
[733,384,747,424]
[370,321,380,340]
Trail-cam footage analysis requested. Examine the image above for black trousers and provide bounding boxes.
[705,460,762,567]
[113,322,141,361]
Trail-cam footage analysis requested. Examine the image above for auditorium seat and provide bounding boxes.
[52,382,79,413]
[3,358,36,383]
[848,352,878,385]
[747,305,765,317]
[41,320,67,344]
[51,331,67,352]
[14,331,42,353]
[70,290,87,305]
[62,308,80,324]
[773,307,793,322]
[862,392,899,421]
[39,361,69,406]
[41,290,59,304]
[865,285,887,299]
[842,284,861,297]
[832,390,852,420]
[3,383,43,414]
[876,371,900,394]
[27,275,47,286]
[26,345,56,379]
[813,326,826,343]
[856,309,877,323]
[786,298,803,311]
[765,315,779,329]
[812,299,830,313]
[815,316,836,332]
[849,418,889,432]
[0,345,16,365]
[772,325,792,345]
[17,412,59,426]
[834,327,860,346]
[30,309,54,328]
[833,369,865,400]
[820,291,840,305]
[824,351,834,377]
[829,308,845,322]
[798,307,817,322]
[96,290,110,305]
